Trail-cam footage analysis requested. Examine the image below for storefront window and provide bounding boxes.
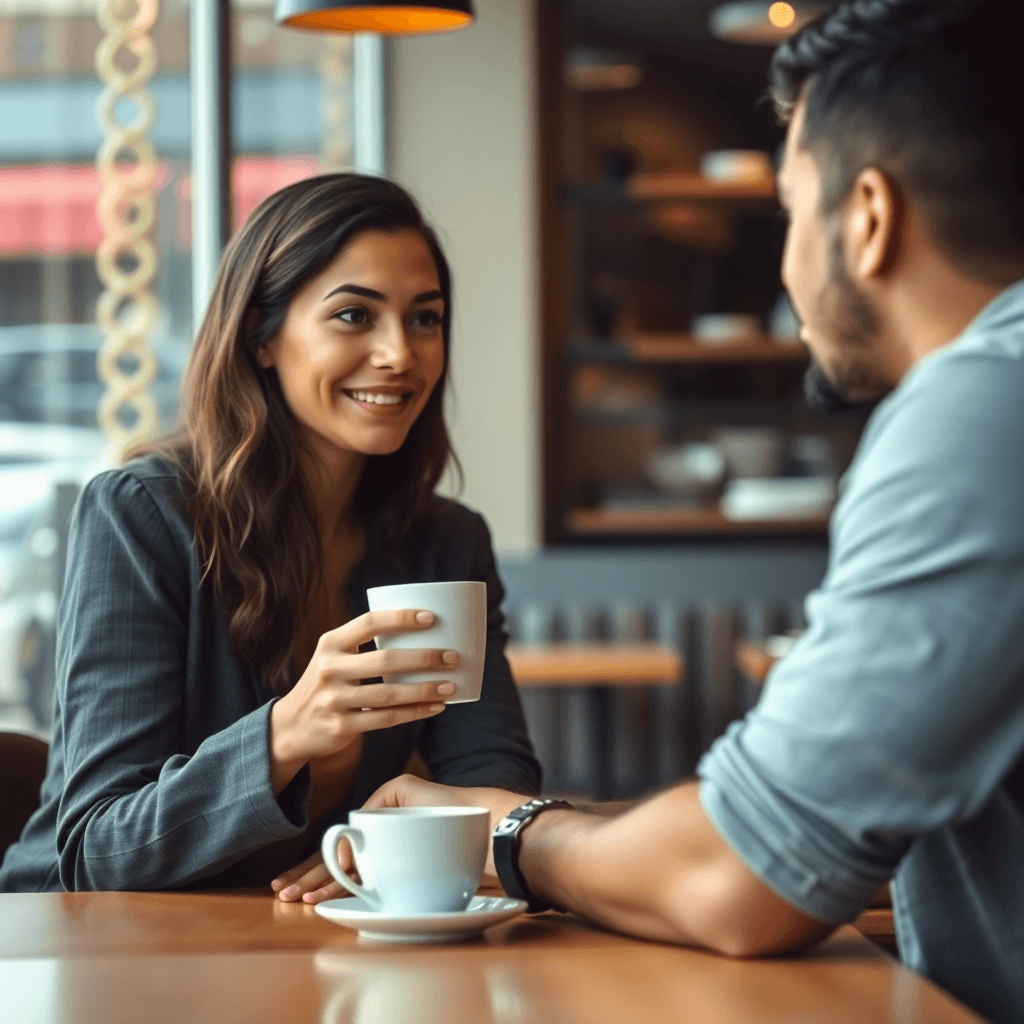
[0,0,358,733]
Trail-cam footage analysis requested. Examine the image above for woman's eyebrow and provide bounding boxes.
[320,284,444,304]
[322,283,385,303]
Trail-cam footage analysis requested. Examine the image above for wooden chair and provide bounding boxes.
[0,731,49,859]
[506,642,684,799]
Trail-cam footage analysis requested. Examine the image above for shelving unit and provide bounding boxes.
[536,10,869,545]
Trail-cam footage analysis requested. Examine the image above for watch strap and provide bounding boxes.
[492,798,573,913]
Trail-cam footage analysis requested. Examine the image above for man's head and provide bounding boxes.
[771,0,1024,406]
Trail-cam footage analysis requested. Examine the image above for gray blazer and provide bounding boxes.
[0,457,540,892]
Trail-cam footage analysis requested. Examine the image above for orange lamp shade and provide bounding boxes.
[275,1,474,34]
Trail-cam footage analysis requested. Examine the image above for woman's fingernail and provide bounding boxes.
[416,611,434,624]
[281,885,300,899]
[302,892,316,903]
[270,879,284,891]
[442,650,459,664]
[437,682,456,695]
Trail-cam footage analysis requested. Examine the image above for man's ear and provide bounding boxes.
[845,166,902,281]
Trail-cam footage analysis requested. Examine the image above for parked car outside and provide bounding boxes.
[0,323,187,431]
[0,329,185,729]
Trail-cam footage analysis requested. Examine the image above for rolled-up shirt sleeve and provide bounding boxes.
[699,349,1024,924]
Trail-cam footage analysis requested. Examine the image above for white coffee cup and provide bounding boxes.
[366,581,486,703]
[321,807,489,914]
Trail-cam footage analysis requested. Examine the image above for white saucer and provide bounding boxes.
[315,895,528,943]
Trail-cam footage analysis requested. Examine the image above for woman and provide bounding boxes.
[0,174,540,898]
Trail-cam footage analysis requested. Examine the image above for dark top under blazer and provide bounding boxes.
[0,456,541,892]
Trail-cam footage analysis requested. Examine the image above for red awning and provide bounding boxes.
[0,157,321,259]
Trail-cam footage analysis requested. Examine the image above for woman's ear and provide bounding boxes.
[256,344,275,369]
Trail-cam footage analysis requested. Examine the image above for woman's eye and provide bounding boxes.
[335,306,369,325]
[410,310,442,328]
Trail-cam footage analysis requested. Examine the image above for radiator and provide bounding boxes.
[498,547,827,799]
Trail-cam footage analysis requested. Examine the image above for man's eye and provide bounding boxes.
[336,306,369,324]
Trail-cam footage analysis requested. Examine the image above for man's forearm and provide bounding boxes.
[516,781,832,955]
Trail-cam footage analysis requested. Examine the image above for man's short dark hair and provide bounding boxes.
[770,0,1024,282]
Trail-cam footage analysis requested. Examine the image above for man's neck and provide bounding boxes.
[883,221,1014,374]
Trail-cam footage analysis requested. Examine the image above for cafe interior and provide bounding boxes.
[0,0,1004,1021]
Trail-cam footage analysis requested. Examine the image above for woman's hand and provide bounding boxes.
[271,847,353,904]
[269,609,458,793]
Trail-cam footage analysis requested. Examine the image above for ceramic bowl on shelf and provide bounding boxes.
[645,442,727,501]
[691,313,763,346]
[711,426,783,478]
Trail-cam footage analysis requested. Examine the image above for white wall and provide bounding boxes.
[389,0,540,555]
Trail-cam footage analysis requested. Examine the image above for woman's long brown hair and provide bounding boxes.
[138,174,458,692]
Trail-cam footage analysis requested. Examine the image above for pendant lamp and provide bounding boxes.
[275,0,474,34]
[709,2,822,44]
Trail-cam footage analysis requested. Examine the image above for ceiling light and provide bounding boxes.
[709,1,821,45]
[565,47,644,91]
[274,1,475,34]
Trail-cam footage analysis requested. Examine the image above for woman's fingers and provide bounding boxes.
[322,608,437,652]
[271,851,322,894]
[301,879,349,904]
[348,701,447,733]
[338,679,456,710]
[274,841,355,902]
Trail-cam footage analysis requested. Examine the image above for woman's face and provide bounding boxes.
[259,228,446,461]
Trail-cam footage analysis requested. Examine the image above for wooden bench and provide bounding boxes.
[506,642,684,799]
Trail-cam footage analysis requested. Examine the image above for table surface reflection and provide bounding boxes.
[0,890,984,1024]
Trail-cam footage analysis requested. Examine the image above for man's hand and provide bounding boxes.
[362,775,525,882]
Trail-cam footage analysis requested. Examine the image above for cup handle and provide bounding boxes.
[321,824,380,909]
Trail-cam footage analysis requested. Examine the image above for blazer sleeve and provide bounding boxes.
[55,470,309,891]
[416,511,542,796]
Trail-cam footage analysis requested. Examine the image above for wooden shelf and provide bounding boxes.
[566,506,831,536]
[628,171,776,202]
[567,335,808,365]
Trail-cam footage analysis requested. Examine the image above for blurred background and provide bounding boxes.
[0,0,858,800]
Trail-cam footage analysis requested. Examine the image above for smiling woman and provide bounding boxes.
[0,174,541,898]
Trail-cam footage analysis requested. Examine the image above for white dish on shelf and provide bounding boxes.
[720,477,836,521]
[314,895,527,943]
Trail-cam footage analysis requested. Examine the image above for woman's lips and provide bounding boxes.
[341,387,417,416]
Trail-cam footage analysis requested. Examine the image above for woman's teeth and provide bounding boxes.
[349,390,406,405]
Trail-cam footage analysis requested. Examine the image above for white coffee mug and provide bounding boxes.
[321,807,489,914]
[366,581,486,703]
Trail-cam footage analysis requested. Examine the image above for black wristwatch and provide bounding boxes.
[492,798,573,913]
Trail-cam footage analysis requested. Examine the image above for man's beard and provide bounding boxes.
[803,236,890,415]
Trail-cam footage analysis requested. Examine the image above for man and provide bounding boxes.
[366,1,1024,1019]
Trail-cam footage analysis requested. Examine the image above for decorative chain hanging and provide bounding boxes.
[319,35,354,173]
[94,0,161,464]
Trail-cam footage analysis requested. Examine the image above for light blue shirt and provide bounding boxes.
[699,278,1024,1024]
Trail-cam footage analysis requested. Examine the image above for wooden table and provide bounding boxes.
[0,890,984,1024]
[506,642,684,799]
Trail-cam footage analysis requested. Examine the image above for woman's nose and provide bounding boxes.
[369,318,415,371]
